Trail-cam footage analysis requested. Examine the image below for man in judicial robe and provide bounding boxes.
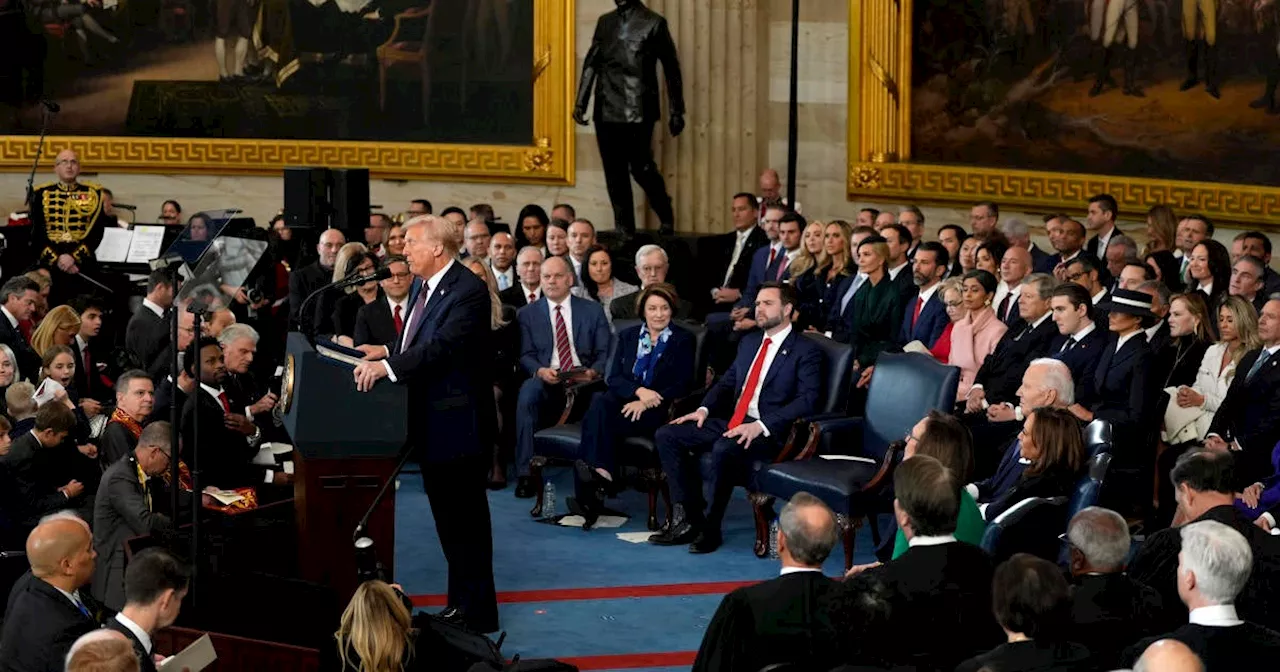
[99,370,155,467]
[692,493,841,672]
[352,215,499,633]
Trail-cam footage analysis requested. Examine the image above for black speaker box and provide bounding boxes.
[329,168,370,239]
[283,167,330,229]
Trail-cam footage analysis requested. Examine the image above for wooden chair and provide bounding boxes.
[376,4,434,124]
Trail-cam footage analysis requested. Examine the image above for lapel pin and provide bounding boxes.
[781,349,788,356]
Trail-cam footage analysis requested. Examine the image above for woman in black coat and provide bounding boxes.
[330,252,382,341]
[576,284,695,522]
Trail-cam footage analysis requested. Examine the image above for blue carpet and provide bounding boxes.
[393,467,879,666]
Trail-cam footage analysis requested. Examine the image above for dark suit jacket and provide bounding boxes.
[713,226,769,293]
[1085,226,1122,260]
[516,296,612,377]
[498,284,536,310]
[1145,321,1171,356]
[607,324,695,405]
[125,307,169,381]
[1069,572,1165,668]
[1122,622,1280,670]
[1030,243,1053,275]
[609,289,692,321]
[98,421,138,468]
[353,296,402,348]
[869,542,1003,671]
[1050,326,1109,404]
[69,338,110,402]
[982,465,1080,522]
[897,290,948,349]
[1208,346,1280,482]
[735,244,785,310]
[1152,337,1210,391]
[957,640,1096,672]
[91,457,175,610]
[1,432,78,528]
[0,578,107,672]
[700,328,823,439]
[149,378,186,427]
[287,260,331,329]
[1082,332,1153,466]
[0,315,39,383]
[180,389,265,489]
[691,571,841,672]
[383,262,494,464]
[972,316,1058,405]
[105,617,157,672]
[331,291,378,339]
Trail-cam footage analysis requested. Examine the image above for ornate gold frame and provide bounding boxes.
[0,0,574,185]
[847,0,1280,226]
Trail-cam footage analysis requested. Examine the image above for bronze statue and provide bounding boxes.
[574,0,684,236]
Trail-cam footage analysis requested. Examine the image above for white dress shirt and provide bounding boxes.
[994,281,1022,319]
[702,324,793,437]
[1188,604,1243,627]
[0,306,16,329]
[1061,321,1097,352]
[383,260,456,382]
[888,261,909,281]
[115,612,153,654]
[386,294,409,323]
[724,227,756,286]
[1144,322,1164,342]
[1095,225,1116,258]
[779,566,823,576]
[52,585,89,613]
[1115,330,1142,353]
[520,283,542,304]
[1199,281,1214,297]
[547,296,582,369]
[916,282,941,308]
[141,298,166,319]
[908,534,957,548]
[1092,288,1108,305]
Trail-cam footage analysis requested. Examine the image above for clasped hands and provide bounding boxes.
[621,387,662,421]
[535,366,599,386]
[670,408,764,447]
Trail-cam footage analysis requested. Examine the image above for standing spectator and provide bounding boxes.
[126,271,175,381]
[289,228,346,331]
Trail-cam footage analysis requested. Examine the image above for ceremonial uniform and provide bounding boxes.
[1089,0,1144,97]
[29,180,107,268]
[1179,0,1220,97]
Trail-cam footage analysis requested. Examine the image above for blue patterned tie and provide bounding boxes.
[1247,349,1273,382]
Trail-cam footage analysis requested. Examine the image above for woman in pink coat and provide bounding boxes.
[948,269,1007,401]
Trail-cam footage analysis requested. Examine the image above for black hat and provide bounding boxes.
[1097,288,1156,320]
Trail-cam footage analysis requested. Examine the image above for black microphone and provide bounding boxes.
[112,203,138,211]
[40,100,60,114]
[333,266,391,290]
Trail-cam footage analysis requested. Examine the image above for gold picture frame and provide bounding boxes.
[0,0,575,185]
[847,0,1280,226]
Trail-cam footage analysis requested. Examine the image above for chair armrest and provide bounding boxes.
[666,386,709,420]
[557,379,606,425]
[857,441,904,497]
[793,416,864,461]
[381,6,432,48]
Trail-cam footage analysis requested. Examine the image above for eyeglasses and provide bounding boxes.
[944,300,963,308]
[1065,271,1087,282]
[388,271,412,280]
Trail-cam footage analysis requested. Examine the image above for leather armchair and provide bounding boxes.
[1059,452,1112,565]
[751,352,960,568]
[980,495,1069,564]
[1084,419,1112,459]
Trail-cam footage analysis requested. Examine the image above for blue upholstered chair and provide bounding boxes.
[980,495,1069,564]
[1084,419,1112,458]
[750,352,960,568]
[1058,452,1113,565]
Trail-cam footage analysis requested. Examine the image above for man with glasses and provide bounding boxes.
[610,244,690,320]
[92,422,189,610]
[355,255,414,349]
[1063,256,1110,325]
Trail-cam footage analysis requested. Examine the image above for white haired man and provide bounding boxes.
[610,244,689,320]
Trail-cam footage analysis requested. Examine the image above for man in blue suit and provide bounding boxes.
[651,282,823,554]
[1048,283,1108,404]
[898,241,950,348]
[513,256,612,497]
[352,215,498,633]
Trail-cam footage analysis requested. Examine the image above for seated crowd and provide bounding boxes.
[4,181,1280,671]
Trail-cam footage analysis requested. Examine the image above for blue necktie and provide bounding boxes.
[497,272,510,291]
[1247,349,1273,382]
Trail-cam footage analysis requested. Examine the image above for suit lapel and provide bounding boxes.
[569,296,586,352]
[761,330,797,389]
[1110,335,1140,369]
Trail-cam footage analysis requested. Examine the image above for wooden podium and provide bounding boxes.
[280,332,407,604]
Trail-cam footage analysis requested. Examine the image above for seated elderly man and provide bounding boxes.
[610,244,692,320]
[1066,506,1165,667]
[1122,521,1280,668]
[970,358,1074,494]
[65,630,137,672]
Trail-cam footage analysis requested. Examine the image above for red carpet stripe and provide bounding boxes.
[556,651,697,670]
[409,580,756,607]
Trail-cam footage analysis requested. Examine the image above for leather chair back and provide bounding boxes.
[605,319,643,380]
[802,332,853,415]
[980,495,1068,564]
[859,353,960,462]
[1083,419,1112,458]
[678,319,711,388]
[1059,452,1113,564]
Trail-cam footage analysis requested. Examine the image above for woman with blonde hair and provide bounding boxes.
[795,220,853,331]
[928,277,967,363]
[463,256,518,488]
[334,580,419,672]
[30,305,81,365]
[1144,204,1179,257]
[315,242,369,336]
[1167,296,1260,445]
[788,219,826,279]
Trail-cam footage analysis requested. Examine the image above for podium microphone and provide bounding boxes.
[296,267,393,336]
[334,266,391,290]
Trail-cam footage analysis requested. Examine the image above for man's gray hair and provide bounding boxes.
[1110,234,1139,258]
[1026,358,1075,405]
[1236,255,1267,278]
[634,244,668,267]
[517,246,545,263]
[1023,273,1057,300]
[405,214,461,255]
[1067,507,1130,571]
[38,510,84,526]
[779,491,838,566]
[217,323,260,347]
[1137,280,1172,308]
[65,629,132,667]
[900,205,925,224]
[1000,218,1030,241]
[115,369,151,394]
[1179,520,1253,605]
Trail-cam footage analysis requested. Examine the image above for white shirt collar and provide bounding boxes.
[1092,288,1107,305]
[763,323,794,345]
[888,261,910,280]
[908,534,957,548]
[1263,343,1280,357]
[779,566,823,576]
[784,247,801,262]
[0,306,16,329]
[141,298,165,319]
[1116,330,1142,352]
[386,294,409,314]
[424,259,455,295]
[1145,322,1163,340]
[75,334,89,352]
[1029,312,1052,329]
[1060,250,1081,263]
[1188,604,1243,627]
[1199,281,1214,296]
[918,282,941,304]
[51,585,84,611]
[521,284,541,300]
[200,382,224,402]
[115,612,153,653]
[1072,321,1097,341]
[547,294,572,311]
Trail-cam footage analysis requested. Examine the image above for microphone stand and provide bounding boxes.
[351,439,416,584]
[186,298,212,608]
[24,105,56,210]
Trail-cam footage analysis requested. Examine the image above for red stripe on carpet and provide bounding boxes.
[557,651,697,670]
[409,580,756,607]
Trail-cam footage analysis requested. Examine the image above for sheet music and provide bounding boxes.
[95,228,132,263]
[126,225,166,264]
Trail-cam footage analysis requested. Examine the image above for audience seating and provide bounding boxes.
[1059,452,1113,565]
[980,496,1069,564]
[528,319,710,529]
[749,352,960,568]
[1084,419,1112,458]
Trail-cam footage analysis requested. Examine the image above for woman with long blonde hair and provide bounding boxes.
[794,220,853,331]
[334,581,418,672]
[788,219,826,279]
[30,305,80,364]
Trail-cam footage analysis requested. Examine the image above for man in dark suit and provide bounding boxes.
[692,492,841,672]
[1123,519,1280,668]
[1045,217,1090,277]
[180,337,284,490]
[1084,193,1123,261]
[91,423,181,611]
[862,455,1003,671]
[881,224,917,305]
[1048,284,1109,404]
[897,242,950,348]
[354,255,412,348]
[706,193,769,315]
[104,547,190,672]
[512,256,611,496]
[125,271,175,381]
[1065,507,1165,668]
[611,244,692,320]
[1206,297,1280,484]
[1129,450,1280,632]
[352,215,499,633]
[965,273,1059,419]
[0,515,107,671]
[68,296,112,404]
[1065,255,1111,326]
[498,246,544,310]
[651,282,822,553]
[99,370,155,468]
[992,247,1033,327]
[1236,231,1280,298]
[1137,280,1172,354]
[2,403,83,531]
[971,359,1076,501]
[288,227,345,332]
[0,276,41,381]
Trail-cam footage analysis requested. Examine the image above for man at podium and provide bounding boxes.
[353,215,500,633]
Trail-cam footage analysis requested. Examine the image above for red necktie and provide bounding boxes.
[729,337,773,430]
[912,295,924,328]
[767,247,777,270]
[775,255,789,280]
[529,293,536,303]
[553,305,574,369]
[998,294,1013,321]
[393,304,404,336]
[82,346,91,377]
[216,391,231,414]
